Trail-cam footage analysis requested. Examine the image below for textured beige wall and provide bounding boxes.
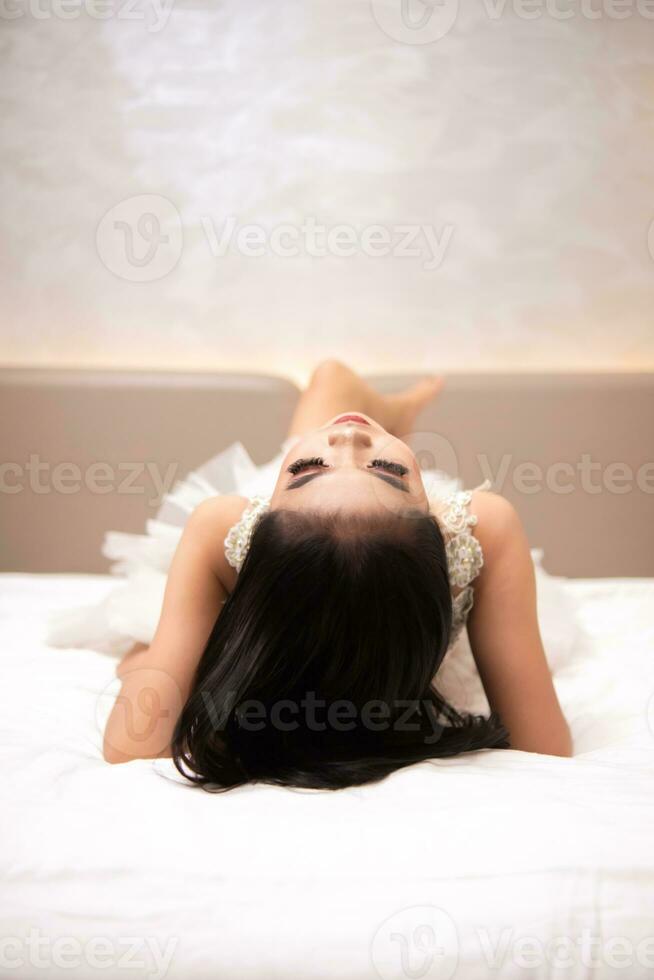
[1,0,653,383]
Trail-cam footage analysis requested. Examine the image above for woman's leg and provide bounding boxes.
[287,360,443,438]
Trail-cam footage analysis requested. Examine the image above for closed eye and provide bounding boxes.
[368,458,409,478]
[286,456,328,476]
[285,456,410,492]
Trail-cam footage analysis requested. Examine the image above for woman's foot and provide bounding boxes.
[383,375,444,437]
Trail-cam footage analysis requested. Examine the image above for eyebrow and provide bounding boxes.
[286,469,409,493]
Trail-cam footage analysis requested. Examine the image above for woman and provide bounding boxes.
[85,361,571,785]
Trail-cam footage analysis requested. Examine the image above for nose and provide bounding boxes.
[327,425,373,449]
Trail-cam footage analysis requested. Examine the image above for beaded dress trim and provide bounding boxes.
[435,478,492,645]
[223,495,271,572]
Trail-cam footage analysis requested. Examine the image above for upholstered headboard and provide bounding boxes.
[1,368,652,577]
[370,372,654,579]
[0,369,298,575]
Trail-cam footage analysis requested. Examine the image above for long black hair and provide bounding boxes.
[171,507,509,790]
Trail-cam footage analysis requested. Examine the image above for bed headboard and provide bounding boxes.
[0,369,299,575]
[1,368,652,577]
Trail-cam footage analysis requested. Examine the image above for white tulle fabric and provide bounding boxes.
[46,440,474,653]
[46,442,581,718]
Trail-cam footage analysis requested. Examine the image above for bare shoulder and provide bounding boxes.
[468,488,527,562]
[186,493,249,532]
[184,494,249,584]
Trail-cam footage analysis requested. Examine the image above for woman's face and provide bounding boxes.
[270,413,429,515]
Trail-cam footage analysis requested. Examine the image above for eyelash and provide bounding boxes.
[369,458,409,478]
[287,456,328,475]
[286,457,409,477]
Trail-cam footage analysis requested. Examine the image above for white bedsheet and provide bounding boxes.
[1,572,653,980]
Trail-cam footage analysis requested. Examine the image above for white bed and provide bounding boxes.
[1,571,653,979]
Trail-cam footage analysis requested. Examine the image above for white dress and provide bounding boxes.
[47,440,494,712]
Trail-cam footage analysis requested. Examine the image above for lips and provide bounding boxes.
[333,414,370,426]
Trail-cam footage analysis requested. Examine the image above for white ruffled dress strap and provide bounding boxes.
[439,478,491,589]
[224,495,271,572]
[434,478,492,646]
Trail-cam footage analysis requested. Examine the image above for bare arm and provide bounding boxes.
[103,495,246,763]
[467,492,572,757]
